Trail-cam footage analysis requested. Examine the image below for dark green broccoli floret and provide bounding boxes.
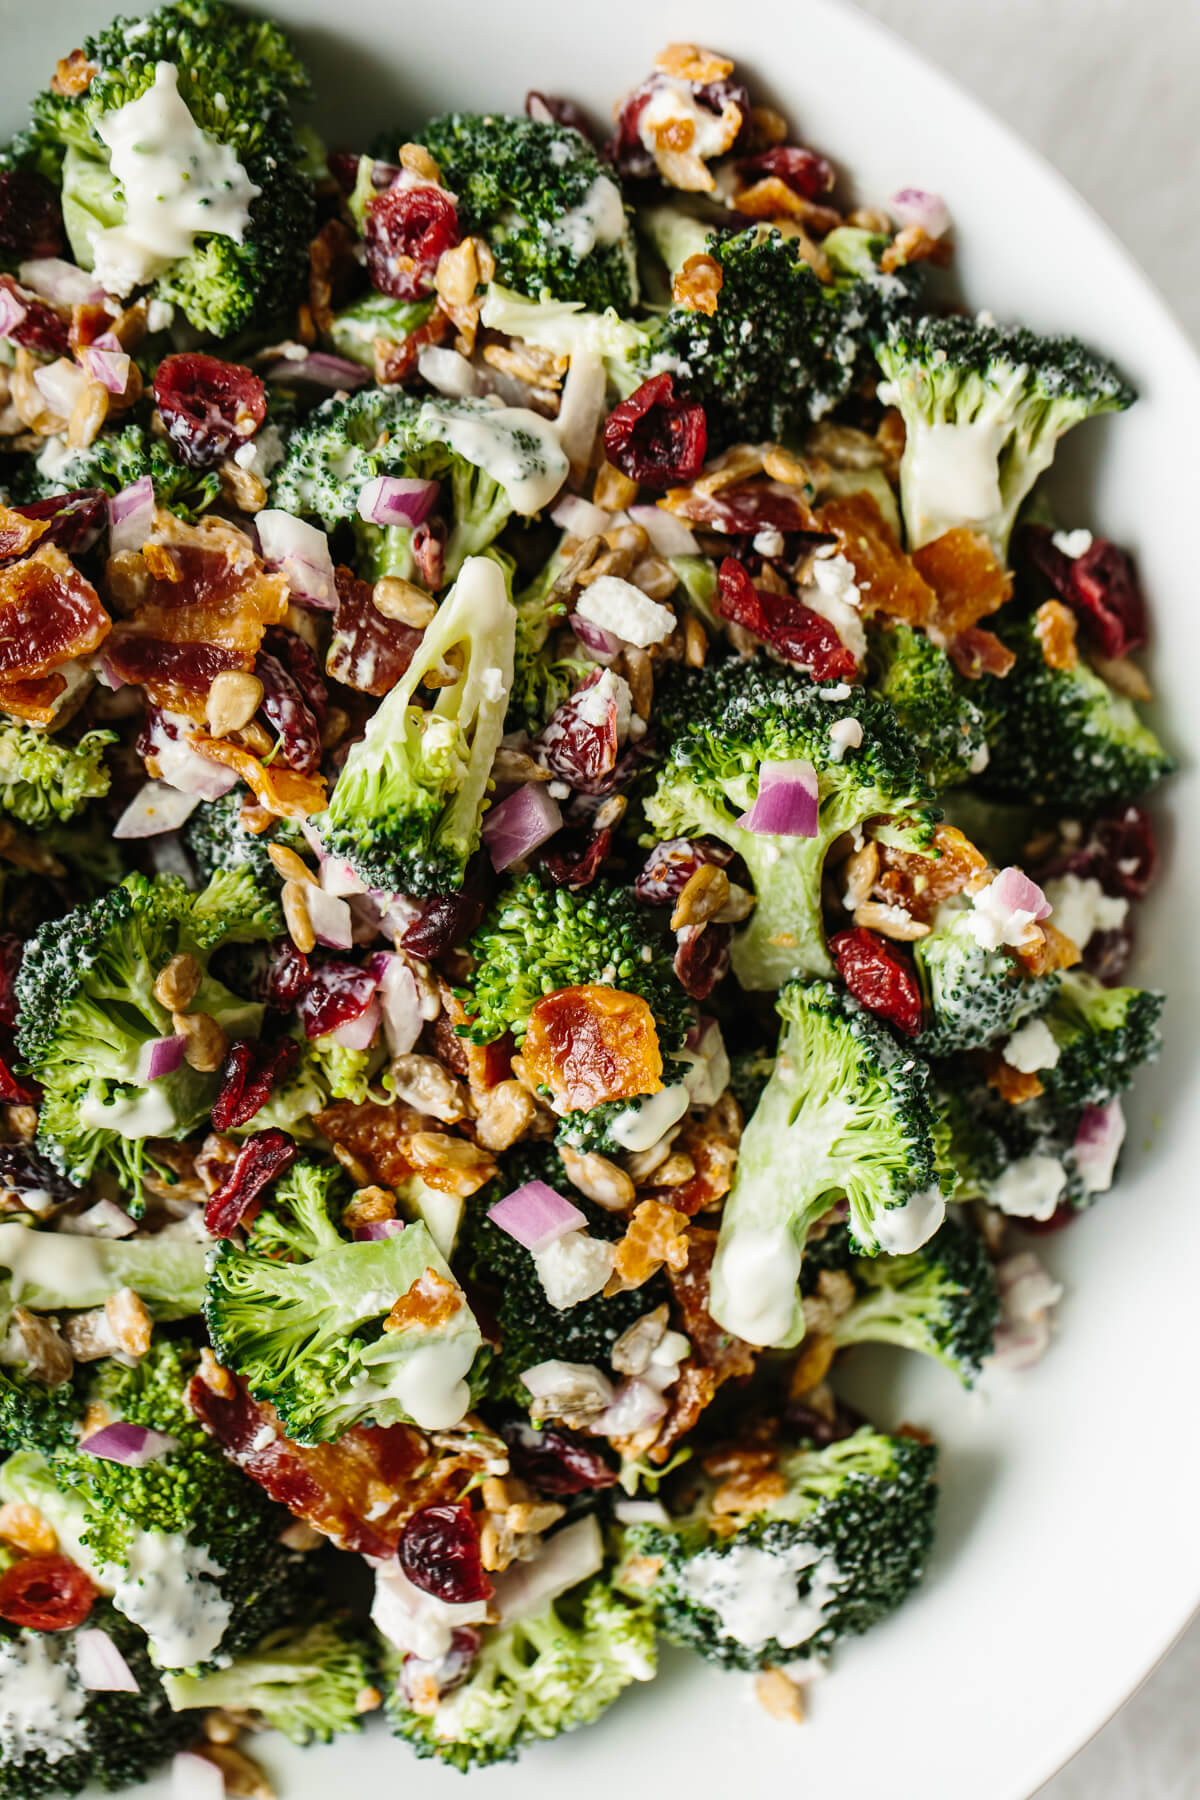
[318,556,514,895]
[386,1574,654,1768]
[9,421,220,523]
[243,1155,347,1261]
[912,898,1059,1057]
[645,225,921,451]
[162,1615,376,1744]
[619,1427,938,1669]
[0,1364,84,1456]
[412,113,637,314]
[459,870,692,1050]
[876,312,1135,554]
[0,723,113,829]
[708,979,946,1347]
[7,0,315,336]
[975,613,1174,809]
[647,654,939,990]
[727,1046,776,1118]
[0,1605,197,1798]
[869,622,988,787]
[508,536,593,734]
[182,787,307,886]
[1037,969,1164,1110]
[15,868,278,1204]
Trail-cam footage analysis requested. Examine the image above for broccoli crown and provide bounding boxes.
[204,1215,482,1444]
[243,1155,348,1262]
[621,1428,938,1670]
[319,556,515,895]
[815,1217,1000,1385]
[183,788,288,885]
[15,869,275,1201]
[460,1144,668,1400]
[0,1364,84,1457]
[708,979,945,1348]
[869,622,988,788]
[647,654,939,989]
[0,724,114,829]
[414,112,637,314]
[459,870,692,1050]
[10,0,315,336]
[0,1605,196,1798]
[876,312,1135,553]
[1039,970,1164,1110]
[646,225,920,450]
[162,1615,376,1745]
[975,613,1174,809]
[9,422,220,524]
[387,1577,655,1769]
[912,901,1059,1057]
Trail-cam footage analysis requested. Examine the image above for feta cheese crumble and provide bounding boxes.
[575,575,676,648]
[1001,1016,1061,1074]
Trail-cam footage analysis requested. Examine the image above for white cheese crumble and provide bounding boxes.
[233,422,285,480]
[543,175,627,257]
[827,717,863,763]
[804,551,866,663]
[1043,872,1128,949]
[966,881,1043,951]
[1001,1016,1061,1074]
[372,1562,490,1662]
[1051,528,1093,559]
[753,527,785,558]
[575,575,676,648]
[989,1154,1067,1222]
[533,1231,616,1309]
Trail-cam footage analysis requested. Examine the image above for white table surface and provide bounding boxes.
[850,2,1199,1792]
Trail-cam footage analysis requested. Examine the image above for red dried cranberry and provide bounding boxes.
[0,1144,78,1209]
[398,1503,493,1604]
[540,826,612,890]
[499,1418,620,1496]
[6,489,107,558]
[0,1555,97,1632]
[0,1058,35,1104]
[0,170,64,260]
[1084,804,1158,899]
[1084,921,1136,986]
[674,921,731,999]
[735,145,835,199]
[0,935,21,1032]
[399,1626,481,1703]
[0,275,69,357]
[1018,525,1147,660]
[400,855,490,959]
[679,484,816,536]
[204,1128,298,1238]
[717,556,856,682]
[830,927,923,1036]
[254,650,322,774]
[634,838,733,907]
[606,85,657,178]
[264,938,312,1010]
[525,91,596,140]
[567,738,653,800]
[153,352,268,471]
[535,671,621,784]
[211,1038,299,1133]
[297,963,378,1039]
[603,373,707,491]
[263,627,328,727]
[364,185,460,301]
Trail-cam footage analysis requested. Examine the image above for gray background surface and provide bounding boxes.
[850,3,1197,1790]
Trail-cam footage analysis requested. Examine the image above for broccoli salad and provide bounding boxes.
[0,9,1171,1791]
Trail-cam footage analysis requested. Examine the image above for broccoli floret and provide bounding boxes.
[318,556,514,895]
[162,1615,375,1744]
[8,0,315,336]
[1037,969,1164,1110]
[306,1034,379,1104]
[647,655,939,990]
[809,1217,1000,1385]
[875,313,1135,554]
[645,226,920,451]
[975,613,1174,809]
[15,869,277,1204]
[0,1218,208,1327]
[508,537,593,734]
[619,1427,937,1669]
[459,870,691,1051]
[328,291,437,371]
[0,723,114,828]
[0,1605,196,1798]
[708,979,945,1348]
[0,1364,83,1456]
[243,1155,346,1262]
[183,788,286,884]
[869,622,988,787]
[477,283,649,395]
[386,1576,654,1768]
[413,113,637,313]
[727,1046,775,1118]
[204,1213,483,1444]
[30,810,129,898]
[912,899,1059,1057]
[9,421,220,523]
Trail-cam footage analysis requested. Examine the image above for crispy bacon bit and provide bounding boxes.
[7,489,108,557]
[672,252,723,315]
[667,1228,755,1381]
[0,544,110,685]
[644,1111,739,1218]
[522,985,663,1111]
[0,506,50,562]
[1034,599,1079,671]
[817,492,936,625]
[611,1199,690,1288]
[314,1099,422,1189]
[986,1056,1043,1105]
[308,217,360,335]
[0,673,67,728]
[328,565,423,695]
[911,527,1012,638]
[946,625,1016,680]
[874,825,988,923]
[192,734,328,819]
[374,308,452,386]
[829,927,922,1035]
[384,1268,464,1334]
[204,1128,297,1238]
[648,1362,716,1462]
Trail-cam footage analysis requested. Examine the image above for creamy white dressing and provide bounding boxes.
[990,1153,1067,1222]
[78,1086,177,1138]
[709,1223,802,1346]
[420,400,567,515]
[379,1337,477,1432]
[677,1540,843,1652]
[870,1184,947,1254]
[0,1633,88,1766]
[896,416,1008,547]
[112,1530,231,1669]
[89,62,259,296]
[827,717,864,764]
[34,432,78,481]
[543,175,627,257]
[805,552,866,663]
[1002,1016,1061,1074]
[608,1083,690,1152]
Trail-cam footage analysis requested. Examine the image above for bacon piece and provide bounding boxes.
[946,625,1015,680]
[875,825,989,924]
[647,1225,757,1460]
[0,544,110,687]
[0,506,50,562]
[644,1112,738,1217]
[522,985,664,1110]
[314,1099,424,1188]
[0,673,68,727]
[327,565,423,696]
[817,491,935,625]
[384,1268,465,1333]
[911,527,1012,638]
[192,735,327,819]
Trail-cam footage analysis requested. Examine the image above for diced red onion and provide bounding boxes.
[61,1199,137,1240]
[172,1751,225,1800]
[550,493,611,539]
[33,358,86,420]
[481,782,563,872]
[78,342,131,395]
[329,994,381,1051]
[418,345,483,398]
[628,504,699,557]
[113,781,203,839]
[255,509,337,612]
[490,1515,604,1625]
[568,613,621,664]
[74,1627,140,1692]
[109,475,156,555]
[261,351,371,390]
[304,883,354,950]
[595,1378,668,1437]
[367,953,423,1056]
[990,866,1051,922]
[136,1034,186,1082]
[354,1218,407,1242]
[554,349,606,474]
[488,1180,585,1252]
[18,258,105,307]
[889,188,951,238]
[736,758,819,836]
[0,285,28,338]
[357,474,440,528]
[81,1422,179,1467]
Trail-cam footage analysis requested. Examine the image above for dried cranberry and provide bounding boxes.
[0,170,64,260]
[634,838,733,906]
[603,374,707,492]
[677,483,816,536]
[540,826,612,890]
[364,185,460,301]
[499,1418,620,1496]
[694,78,752,147]
[1022,1201,1080,1235]
[297,963,377,1039]
[525,91,596,141]
[263,627,328,727]
[718,556,856,681]
[399,1626,481,1704]
[329,152,401,195]
[153,352,268,471]
[204,1128,298,1238]
[6,489,108,558]
[0,275,69,357]
[328,565,422,697]
[1084,921,1136,986]
[1084,804,1158,899]
[535,671,621,784]
[400,855,490,959]
[412,520,445,592]
[567,738,653,801]
[735,145,835,199]
[0,934,22,1031]
[211,1038,299,1133]
[0,1057,35,1104]
[254,650,322,774]
[398,1503,493,1604]
[829,927,923,1036]
[263,938,312,1010]
[0,1555,96,1632]
[674,921,731,999]
[0,1144,78,1209]
[1018,525,1147,660]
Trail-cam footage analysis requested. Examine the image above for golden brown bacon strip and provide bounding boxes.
[0,544,110,687]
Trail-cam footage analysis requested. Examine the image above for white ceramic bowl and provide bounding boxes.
[6,1,1198,1795]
